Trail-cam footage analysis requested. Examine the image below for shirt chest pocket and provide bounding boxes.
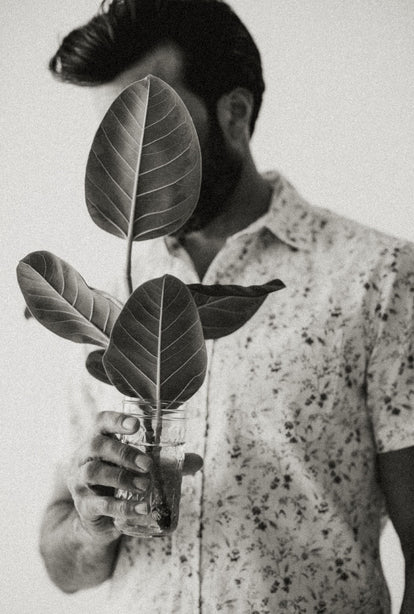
[240,323,346,416]
[239,325,346,449]
[209,321,346,442]
[281,325,344,398]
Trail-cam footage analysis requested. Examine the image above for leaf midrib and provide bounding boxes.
[127,81,149,247]
[156,276,165,402]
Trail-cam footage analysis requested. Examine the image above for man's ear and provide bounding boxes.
[216,88,253,147]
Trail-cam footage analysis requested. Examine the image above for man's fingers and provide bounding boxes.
[96,411,140,436]
[79,494,150,521]
[80,460,150,494]
[183,453,203,476]
[84,434,152,473]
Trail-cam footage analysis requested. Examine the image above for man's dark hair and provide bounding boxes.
[49,0,265,133]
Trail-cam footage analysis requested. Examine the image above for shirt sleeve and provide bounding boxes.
[366,241,414,453]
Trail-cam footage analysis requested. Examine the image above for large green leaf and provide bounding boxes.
[16,251,121,347]
[86,349,112,385]
[103,274,207,404]
[188,279,286,339]
[85,75,201,242]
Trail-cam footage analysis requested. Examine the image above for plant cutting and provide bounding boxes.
[17,75,285,536]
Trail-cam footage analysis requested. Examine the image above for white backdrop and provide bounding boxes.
[1,1,413,612]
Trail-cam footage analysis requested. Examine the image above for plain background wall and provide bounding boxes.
[1,1,413,612]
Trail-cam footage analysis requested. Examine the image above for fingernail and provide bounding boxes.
[135,502,148,515]
[133,477,148,491]
[122,416,137,431]
[135,455,151,471]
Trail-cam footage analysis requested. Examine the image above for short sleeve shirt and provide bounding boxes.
[67,172,414,613]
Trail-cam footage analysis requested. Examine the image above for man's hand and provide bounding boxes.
[40,410,203,593]
[67,411,151,542]
[67,411,203,543]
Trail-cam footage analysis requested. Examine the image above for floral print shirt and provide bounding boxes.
[68,171,414,613]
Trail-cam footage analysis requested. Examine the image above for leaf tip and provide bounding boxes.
[272,279,286,291]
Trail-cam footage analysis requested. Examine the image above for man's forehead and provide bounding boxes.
[90,43,184,119]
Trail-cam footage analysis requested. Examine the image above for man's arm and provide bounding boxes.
[378,445,414,614]
[39,412,152,593]
[39,411,203,594]
[39,465,122,593]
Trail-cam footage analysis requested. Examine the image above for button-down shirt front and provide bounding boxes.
[68,172,414,613]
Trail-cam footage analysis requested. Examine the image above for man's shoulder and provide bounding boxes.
[299,192,414,267]
[266,172,414,265]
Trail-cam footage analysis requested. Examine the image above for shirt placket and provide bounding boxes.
[195,237,253,613]
[166,234,255,612]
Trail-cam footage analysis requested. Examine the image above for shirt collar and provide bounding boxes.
[253,170,313,251]
[166,170,314,253]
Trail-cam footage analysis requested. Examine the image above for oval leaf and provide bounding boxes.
[86,350,112,385]
[85,75,201,242]
[188,279,285,339]
[16,251,121,347]
[90,288,123,310]
[103,274,207,404]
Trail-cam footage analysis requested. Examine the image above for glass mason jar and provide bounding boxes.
[114,397,186,538]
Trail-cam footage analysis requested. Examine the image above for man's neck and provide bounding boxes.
[179,159,273,280]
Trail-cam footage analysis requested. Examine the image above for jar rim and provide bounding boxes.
[123,396,184,409]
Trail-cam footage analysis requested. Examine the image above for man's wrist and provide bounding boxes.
[72,510,121,549]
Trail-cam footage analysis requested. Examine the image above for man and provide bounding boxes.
[40,1,414,612]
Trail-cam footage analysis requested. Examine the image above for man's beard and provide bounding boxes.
[177,116,243,235]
